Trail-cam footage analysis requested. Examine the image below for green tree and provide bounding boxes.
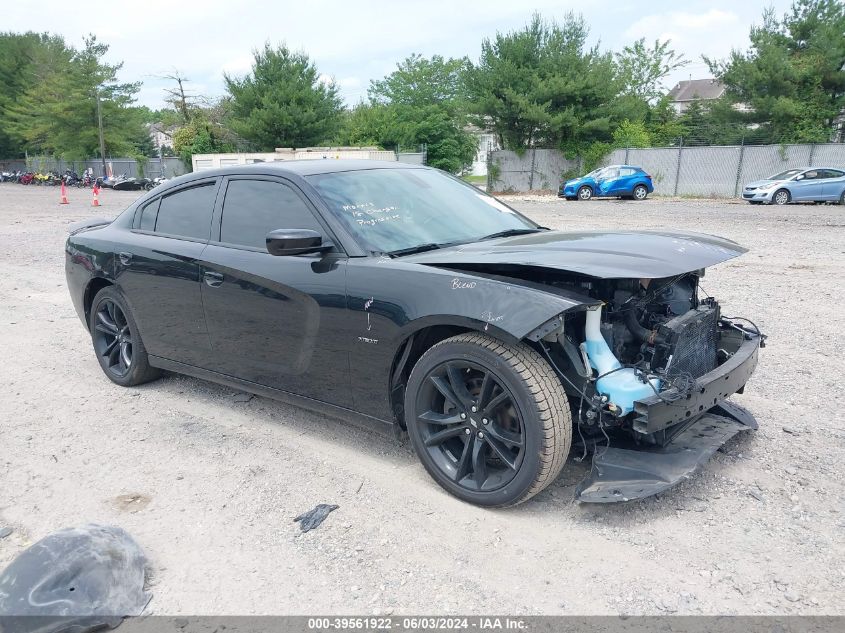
[335,102,390,146]
[644,97,687,145]
[5,34,145,160]
[363,54,477,172]
[706,0,845,143]
[225,43,344,149]
[466,13,620,151]
[0,32,62,157]
[612,119,651,148]
[615,38,688,103]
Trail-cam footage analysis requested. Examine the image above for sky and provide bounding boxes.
[4,0,794,111]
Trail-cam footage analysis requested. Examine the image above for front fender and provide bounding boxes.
[345,259,597,421]
[348,260,595,344]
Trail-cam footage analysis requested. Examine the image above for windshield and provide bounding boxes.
[307,168,537,254]
[767,169,803,180]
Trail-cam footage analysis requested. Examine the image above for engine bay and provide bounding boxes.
[521,269,764,434]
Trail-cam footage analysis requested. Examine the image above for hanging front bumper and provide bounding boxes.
[574,401,757,503]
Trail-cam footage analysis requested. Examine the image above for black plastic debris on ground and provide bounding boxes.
[294,504,339,532]
[0,524,150,633]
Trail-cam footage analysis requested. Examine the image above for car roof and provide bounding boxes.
[180,159,426,181]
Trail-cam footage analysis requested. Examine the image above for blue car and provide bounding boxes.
[742,167,845,205]
[559,165,654,201]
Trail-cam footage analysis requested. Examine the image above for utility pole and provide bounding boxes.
[96,88,107,177]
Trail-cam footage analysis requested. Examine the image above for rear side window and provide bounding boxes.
[220,179,322,249]
[154,183,216,240]
[619,167,636,176]
[139,198,159,231]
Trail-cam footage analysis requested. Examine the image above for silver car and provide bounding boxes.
[742,167,845,205]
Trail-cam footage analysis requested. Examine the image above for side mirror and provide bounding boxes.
[795,174,804,181]
[266,229,330,256]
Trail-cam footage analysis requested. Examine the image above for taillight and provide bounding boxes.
[645,174,652,179]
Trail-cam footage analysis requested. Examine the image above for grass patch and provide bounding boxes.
[461,174,487,185]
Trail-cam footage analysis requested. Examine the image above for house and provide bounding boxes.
[146,122,179,153]
[468,127,500,176]
[667,79,726,114]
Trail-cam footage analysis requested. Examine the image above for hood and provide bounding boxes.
[564,176,594,187]
[745,179,783,189]
[402,230,747,279]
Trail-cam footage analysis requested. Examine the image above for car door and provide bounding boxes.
[115,178,218,367]
[820,169,845,201]
[790,170,824,201]
[199,175,352,406]
[596,167,620,196]
[607,167,636,196]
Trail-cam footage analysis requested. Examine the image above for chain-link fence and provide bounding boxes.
[489,142,845,196]
[0,156,188,179]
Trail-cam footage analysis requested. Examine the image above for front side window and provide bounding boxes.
[220,179,322,249]
[154,183,216,240]
[307,168,537,254]
[768,169,802,180]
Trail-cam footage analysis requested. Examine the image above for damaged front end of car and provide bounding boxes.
[525,271,764,503]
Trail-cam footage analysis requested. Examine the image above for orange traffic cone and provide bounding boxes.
[60,180,69,204]
[92,184,100,207]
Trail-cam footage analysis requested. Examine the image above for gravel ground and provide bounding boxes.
[1,185,843,616]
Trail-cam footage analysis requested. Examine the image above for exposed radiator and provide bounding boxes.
[658,304,719,379]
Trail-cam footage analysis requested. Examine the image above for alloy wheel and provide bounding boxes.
[93,299,133,378]
[415,360,525,492]
[578,186,592,200]
[774,190,790,205]
[634,185,647,200]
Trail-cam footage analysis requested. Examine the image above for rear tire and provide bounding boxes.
[90,286,161,387]
[577,186,592,201]
[633,184,648,200]
[773,189,790,205]
[404,333,571,507]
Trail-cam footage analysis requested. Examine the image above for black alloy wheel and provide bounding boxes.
[93,299,134,378]
[415,359,525,492]
[89,287,161,387]
[405,333,571,507]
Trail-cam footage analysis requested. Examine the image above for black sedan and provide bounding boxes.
[66,161,764,507]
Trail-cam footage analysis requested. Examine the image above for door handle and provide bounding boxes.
[119,252,132,266]
[203,271,224,288]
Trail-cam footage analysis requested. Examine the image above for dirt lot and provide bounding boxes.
[1,184,843,616]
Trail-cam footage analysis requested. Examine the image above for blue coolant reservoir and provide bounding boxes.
[582,306,661,416]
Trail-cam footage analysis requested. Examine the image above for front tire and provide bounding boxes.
[90,286,161,387]
[773,189,791,205]
[633,184,648,200]
[404,333,572,507]
[577,186,593,201]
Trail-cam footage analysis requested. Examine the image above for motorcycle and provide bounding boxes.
[145,176,169,190]
[63,170,82,187]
